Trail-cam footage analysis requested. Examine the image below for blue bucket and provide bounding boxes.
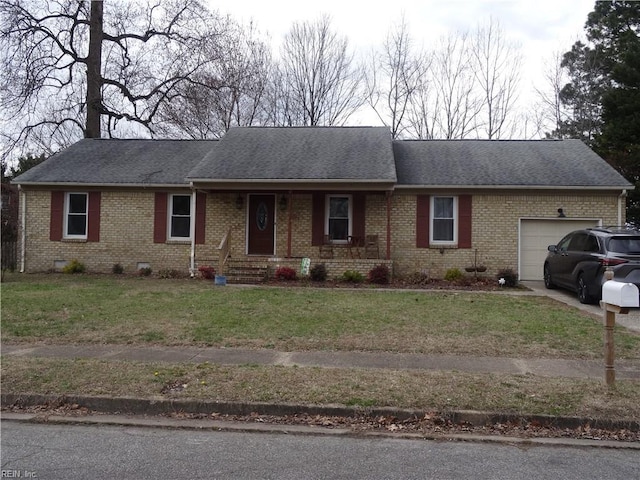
[214,275,227,286]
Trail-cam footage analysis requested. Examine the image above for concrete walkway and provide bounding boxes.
[3,342,639,381]
[2,283,639,381]
[521,280,640,333]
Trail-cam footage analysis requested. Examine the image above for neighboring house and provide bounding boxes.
[12,126,632,281]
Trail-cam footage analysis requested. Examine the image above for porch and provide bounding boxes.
[194,227,393,284]
[223,257,394,284]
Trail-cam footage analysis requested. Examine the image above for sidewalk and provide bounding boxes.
[3,342,640,381]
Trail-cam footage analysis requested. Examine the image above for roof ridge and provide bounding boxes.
[85,138,218,142]
[394,138,567,142]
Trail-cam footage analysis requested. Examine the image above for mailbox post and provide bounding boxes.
[600,270,640,387]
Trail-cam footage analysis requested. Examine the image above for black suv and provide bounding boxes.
[544,227,640,304]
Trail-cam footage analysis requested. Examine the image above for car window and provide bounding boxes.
[557,233,573,252]
[567,233,588,251]
[607,236,640,254]
[584,234,600,253]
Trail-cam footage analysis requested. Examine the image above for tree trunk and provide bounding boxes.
[85,0,103,138]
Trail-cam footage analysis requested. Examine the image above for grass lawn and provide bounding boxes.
[2,273,639,359]
[2,273,639,421]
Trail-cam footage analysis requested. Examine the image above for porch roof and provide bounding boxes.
[393,139,632,188]
[187,126,397,184]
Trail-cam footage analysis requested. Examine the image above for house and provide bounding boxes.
[12,126,632,281]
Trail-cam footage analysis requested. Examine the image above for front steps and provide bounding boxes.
[225,259,269,284]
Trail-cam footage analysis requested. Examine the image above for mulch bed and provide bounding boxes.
[264,277,521,292]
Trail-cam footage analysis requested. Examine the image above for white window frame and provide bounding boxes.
[430,196,458,245]
[63,192,88,240]
[325,194,352,244]
[168,193,192,241]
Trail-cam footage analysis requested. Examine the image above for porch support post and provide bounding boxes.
[386,191,392,260]
[286,190,293,258]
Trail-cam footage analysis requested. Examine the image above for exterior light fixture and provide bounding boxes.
[279,194,288,211]
[235,194,243,210]
[557,208,566,218]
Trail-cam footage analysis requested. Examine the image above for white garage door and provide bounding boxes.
[519,219,600,281]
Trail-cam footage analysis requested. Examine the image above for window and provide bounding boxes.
[431,196,457,244]
[64,192,88,239]
[568,233,589,251]
[326,195,351,242]
[169,194,191,240]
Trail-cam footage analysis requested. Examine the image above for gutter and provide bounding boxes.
[393,184,633,191]
[13,182,192,189]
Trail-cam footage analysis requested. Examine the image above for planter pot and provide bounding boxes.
[465,267,476,272]
[476,266,487,273]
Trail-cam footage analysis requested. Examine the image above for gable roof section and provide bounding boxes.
[13,138,217,186]
[12,133,631,191]
[187,126,397,184]
[393,139,631,189]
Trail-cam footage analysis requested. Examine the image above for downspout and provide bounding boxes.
[189,186,196,276]
[618,189,627,226]
[386,191,392,260]
[286,190,292,258]
[19,186,26,273]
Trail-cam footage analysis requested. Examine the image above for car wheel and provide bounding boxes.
[543,264,556,289]
[577,274,596,304]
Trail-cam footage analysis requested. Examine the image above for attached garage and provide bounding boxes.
[519,218,601,281]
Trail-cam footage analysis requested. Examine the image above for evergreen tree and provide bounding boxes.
[561,1,640,224]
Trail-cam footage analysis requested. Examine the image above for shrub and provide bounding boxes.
[406,271,430,285]
[368,264,390,285]
[138,267,152,277]
[112,263,124,274]
[496,268,518,288]
[198,265,216,280]
[158,268,182,279]
[62,259,85,274]
[309,263,328,282]
[275,266,297,281]
[342,270,364,283]
[444,268,463,282]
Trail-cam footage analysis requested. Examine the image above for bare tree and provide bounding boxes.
[427,32,482,139]
[528,50,570,139]
[262,65,306,127]
[365,16,429,139]
[0,0,222,158]
[156,19,273,139]
[279,15,364,126]
[469,17,522,139]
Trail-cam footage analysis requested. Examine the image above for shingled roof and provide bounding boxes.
[12,129,631,191]
[393,139,631,188]
[13,138,217,186]
[187,126,397,183]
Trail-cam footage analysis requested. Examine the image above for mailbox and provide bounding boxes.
[602,280,639,308]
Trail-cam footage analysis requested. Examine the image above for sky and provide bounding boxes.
[208,0,598,130]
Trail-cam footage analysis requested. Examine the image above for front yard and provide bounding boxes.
[2,273,639,422]
[2,273,639,359]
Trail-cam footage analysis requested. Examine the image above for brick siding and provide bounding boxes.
[19,189,622,280]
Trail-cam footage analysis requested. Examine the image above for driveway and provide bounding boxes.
[521,281,640,333]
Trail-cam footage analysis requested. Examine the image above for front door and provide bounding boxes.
[247,194,275,255]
